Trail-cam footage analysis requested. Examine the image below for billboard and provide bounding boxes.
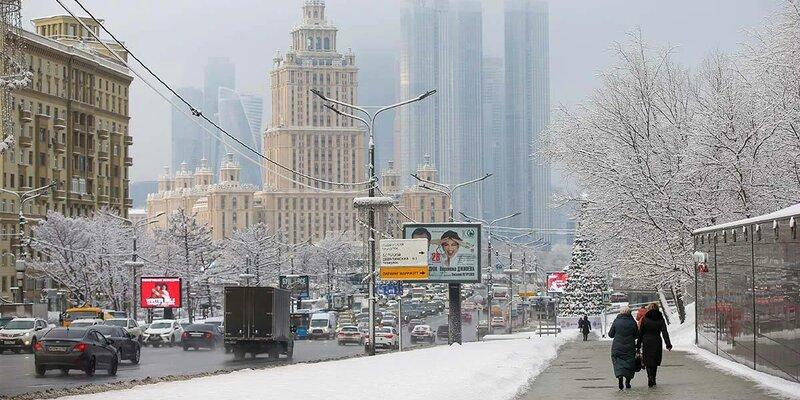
[279,275,310,299]
[140,277,182,308]
[547,272,568,293]
[402,223,482,283]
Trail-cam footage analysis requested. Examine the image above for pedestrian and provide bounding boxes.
[578,315,591,341]
[635,305,647,327]
[637,302,672,387]
[608,306,638,390]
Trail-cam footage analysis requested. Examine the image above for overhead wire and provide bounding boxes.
[59,0,373,188]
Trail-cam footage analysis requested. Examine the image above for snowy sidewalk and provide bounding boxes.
[516,338,791,400]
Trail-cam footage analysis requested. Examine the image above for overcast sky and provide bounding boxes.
[23,0,778,182]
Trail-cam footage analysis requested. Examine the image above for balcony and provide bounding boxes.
[54,142,66,153]
[124,135,133,146]
[97,194,109,203]
[97,129,109,140]
[53,117,66,130]
[124,198,133,208]
[18,135,32,147]
[124,156,133,166]
[98,150,109,161]
[20,110,32,123]
[54,189,66,199]
[35,113,50,122]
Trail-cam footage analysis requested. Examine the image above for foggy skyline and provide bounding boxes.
[22,0,777,182]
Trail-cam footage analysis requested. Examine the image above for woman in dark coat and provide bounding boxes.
[608,306,638,390]
[638,303,672,387]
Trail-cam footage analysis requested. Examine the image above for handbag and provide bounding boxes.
[634,351,643,372]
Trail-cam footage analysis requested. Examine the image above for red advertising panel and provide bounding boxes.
[140,277,182,308]
[547,272,568,293]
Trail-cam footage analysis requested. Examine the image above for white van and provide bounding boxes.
[308,312,337,340]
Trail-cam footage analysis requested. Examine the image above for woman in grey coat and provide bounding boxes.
[608,306,639,390]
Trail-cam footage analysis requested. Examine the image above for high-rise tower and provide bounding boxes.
[258,0,365,243]
[397,0,483,216]
[504,0,551,232]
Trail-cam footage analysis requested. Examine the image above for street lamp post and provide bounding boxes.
[459,212,521,325]
[311,88,436,356]
[104,210,164,320]
[504,268,520,334]
[0,181,56,303]
[410,173,492,345]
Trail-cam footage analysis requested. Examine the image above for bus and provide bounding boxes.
[61,306,118,326]
[290,310,313,340]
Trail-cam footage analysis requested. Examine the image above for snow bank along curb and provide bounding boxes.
[669,304,800,400]
[57,332,578,400]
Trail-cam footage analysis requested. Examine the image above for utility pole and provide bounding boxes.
[311,88,435,356]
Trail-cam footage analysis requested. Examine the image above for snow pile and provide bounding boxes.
[669,304,800,399]
[61,334,576,400]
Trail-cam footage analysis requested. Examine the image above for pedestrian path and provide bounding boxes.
[516,337,786,400]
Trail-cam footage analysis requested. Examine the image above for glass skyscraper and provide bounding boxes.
[504,0,551,231]
[217,87,262,186]
[170,87,204,174]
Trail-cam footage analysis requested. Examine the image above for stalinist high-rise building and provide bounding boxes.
[257,0,449,243]
[257,0,366,243]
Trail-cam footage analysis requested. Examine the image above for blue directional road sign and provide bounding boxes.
[377,283,403,297]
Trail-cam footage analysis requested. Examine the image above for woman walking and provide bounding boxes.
[608,306,638,390]
[638,303,672,387]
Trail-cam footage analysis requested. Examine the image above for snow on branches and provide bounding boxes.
[545,5,800,291]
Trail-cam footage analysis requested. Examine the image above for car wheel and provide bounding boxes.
[108,355,118,376]
[12,349,19,354]
[233,350,245,360]
[131,347,140,365]
[60,368,69,376]
[182,345,188,351]
[35,363,46,377]
[84,357,96,377]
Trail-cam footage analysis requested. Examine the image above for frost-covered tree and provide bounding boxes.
[558,234,606,317]
[153,208,221,318]
[220,223,283,285]
[30,210,134,309]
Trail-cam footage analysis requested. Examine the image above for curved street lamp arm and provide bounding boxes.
[311,89,369,117]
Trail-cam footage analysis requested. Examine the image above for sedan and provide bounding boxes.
[34,328,119,376]
[69,319,104,328]
[181,324,221,350]
[336,326,363,345]
[410,325,435,344]
[142,320,183,347]
[407,318,424,333]
[491,316,505,328]
[89,326,140,364]
[103,318,143,343]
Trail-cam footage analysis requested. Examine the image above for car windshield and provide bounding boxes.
[187,324,215,331]
[91,326,117,336]
[150,322,172,329]
[44,329,85,339]
[378,328,393,333]
[70,321,96,327]
[310,319,328,327]
[104,320,128,327]
[4,320,34,329]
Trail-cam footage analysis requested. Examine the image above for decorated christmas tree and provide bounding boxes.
[558,234,607,316]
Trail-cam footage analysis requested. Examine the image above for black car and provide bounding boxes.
[34,328,120,377]
[436,325,449,341]
[89,326,140,364]
[181,324,221,350]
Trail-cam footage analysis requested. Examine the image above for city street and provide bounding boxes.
[0,310,479,397]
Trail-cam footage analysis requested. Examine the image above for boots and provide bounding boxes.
[618,376,624,390]
[646,366,658,387]
[625,377,632,389]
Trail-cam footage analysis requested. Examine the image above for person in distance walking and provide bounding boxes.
[578,315,591,341]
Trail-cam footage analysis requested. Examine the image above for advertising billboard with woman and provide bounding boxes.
[402,223,482,283]
[140,277,182,308]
